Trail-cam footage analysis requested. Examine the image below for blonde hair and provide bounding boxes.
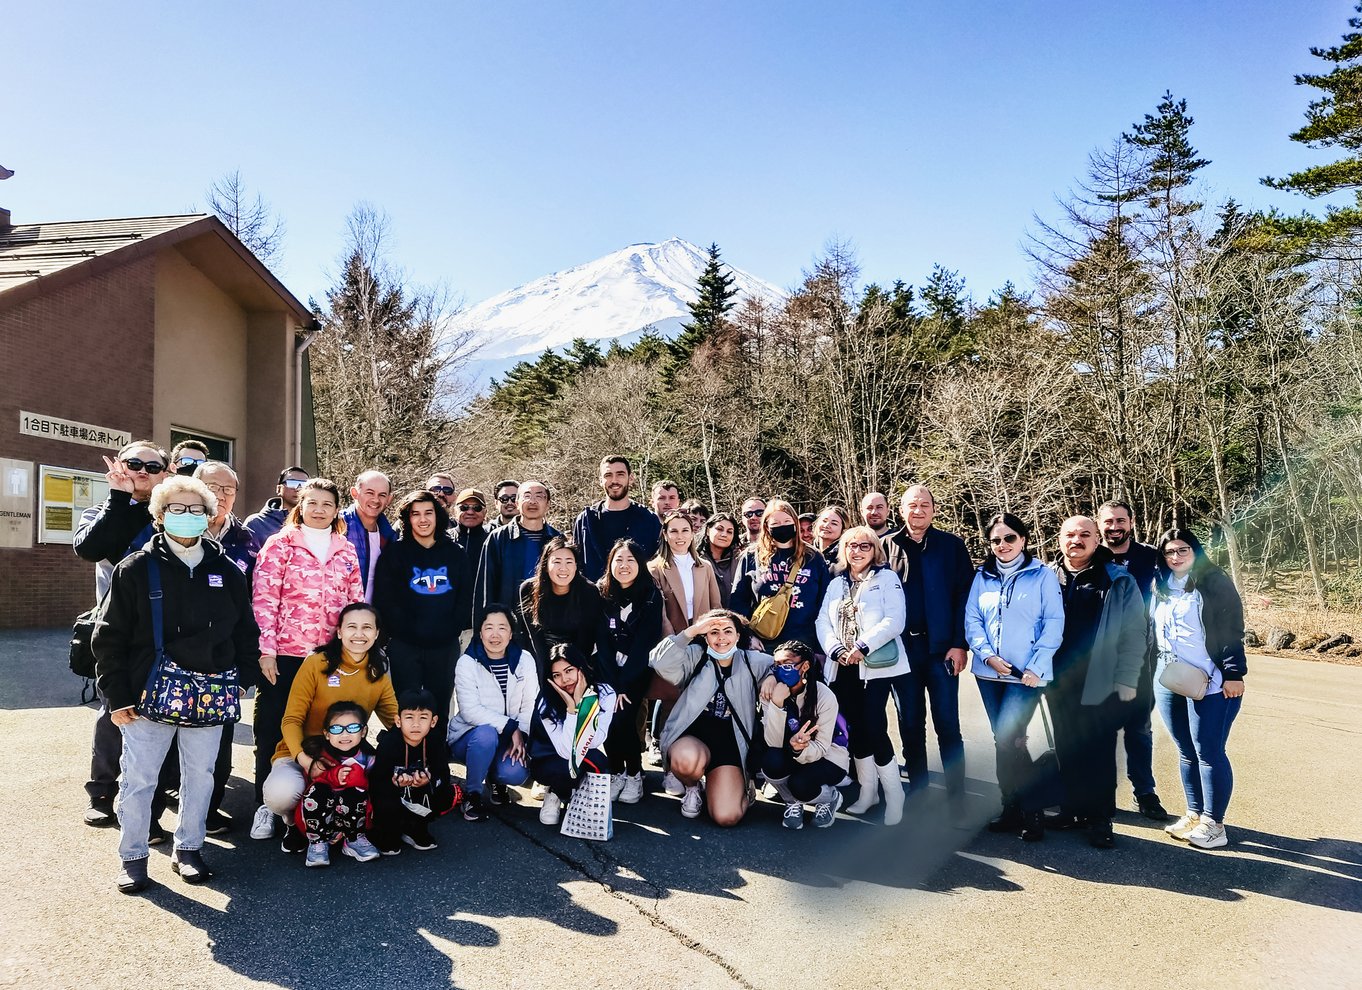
[756,498,807,570]
[813,505,851,551]
[834,525,887,574]
[148,476,218,523]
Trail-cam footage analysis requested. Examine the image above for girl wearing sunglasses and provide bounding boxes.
[295,701,381,867]
[964,512,1065,841]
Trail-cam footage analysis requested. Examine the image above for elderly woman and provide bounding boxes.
[93,476,258,894]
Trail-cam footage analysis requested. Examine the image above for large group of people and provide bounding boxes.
[79,444,1249,894]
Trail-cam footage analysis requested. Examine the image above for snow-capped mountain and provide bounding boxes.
[451,238,784,391]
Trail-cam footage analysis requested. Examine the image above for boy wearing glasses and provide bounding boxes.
[244,466,309,547]
[74,440,169,828]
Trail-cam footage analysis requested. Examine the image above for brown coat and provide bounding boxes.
[648,556,723,637]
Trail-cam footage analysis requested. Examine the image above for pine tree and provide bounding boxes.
[1124,91,1209,214]
[1261,3,1362,246]
[668,243,738,378]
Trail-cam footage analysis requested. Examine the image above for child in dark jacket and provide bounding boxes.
[296,701,381,868]
[369,689,463,853]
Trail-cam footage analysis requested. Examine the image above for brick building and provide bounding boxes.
[0,211,318,627]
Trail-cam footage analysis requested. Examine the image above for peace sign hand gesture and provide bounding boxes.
[789,720,816,752]
[102,455,136,494]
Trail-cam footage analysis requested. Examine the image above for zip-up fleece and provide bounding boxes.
[965,554,1065,683]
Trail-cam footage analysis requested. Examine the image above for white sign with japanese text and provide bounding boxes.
[19,411,130,450]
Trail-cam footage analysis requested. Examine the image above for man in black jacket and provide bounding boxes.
[573,455,662,581]
[882,485,975,822]
[474,481,562,623]
[1098,499,1171,822]
[73,441,166,827]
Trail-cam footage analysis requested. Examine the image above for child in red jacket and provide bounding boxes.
[296,701,381,867]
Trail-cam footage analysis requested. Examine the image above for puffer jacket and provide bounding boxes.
[252,526,364,658]
[965,554,1065,683]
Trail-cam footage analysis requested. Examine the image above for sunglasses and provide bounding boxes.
[457,503,483,512]
[177,456,206,467]
[282,478,307,489]
[164,503,208,515]
[326,722,364,735]
[989,534,1021,546]
[122,458,165,475]
[743,510,764,518]
[428,485,455,496]
[496,494,518,503]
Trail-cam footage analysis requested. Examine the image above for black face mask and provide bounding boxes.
[770,524,797,544]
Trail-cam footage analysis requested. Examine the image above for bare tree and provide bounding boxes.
[204,170,286,267]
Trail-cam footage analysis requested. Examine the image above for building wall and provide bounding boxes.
[0,256,157,627]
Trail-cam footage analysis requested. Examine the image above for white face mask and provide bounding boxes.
[707,644,738,661]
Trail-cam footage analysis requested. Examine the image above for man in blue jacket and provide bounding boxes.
[342,470,395,603]
[572,455,661,582]
[474,480,562,623]
[883,485,975,823]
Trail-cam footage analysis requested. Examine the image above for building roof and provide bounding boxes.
[0,213,314,324]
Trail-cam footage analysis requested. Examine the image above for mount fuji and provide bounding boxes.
[450,238,785,393]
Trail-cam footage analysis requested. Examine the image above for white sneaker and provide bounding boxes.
[610,774,627,800]
[1187,821,1228,849]
[680,784,703,819]
[250,804,276,840]
[782,802,805,830]
[619,772,644,804]
[1165,812,1201,840]
[539,792,562,826]
[662,771,685,796]
[305,841,330,868]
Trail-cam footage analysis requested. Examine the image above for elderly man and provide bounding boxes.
[244,466,308,547]
[425,472,458,511]
[860,491,892,538]
[1047,515,1148,848]
[883,485,975,822]
[196,461,259,576]
[342,470,395,603]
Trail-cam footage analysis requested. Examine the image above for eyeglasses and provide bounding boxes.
[496,494,518,503]
[176,456,206,467]
[122,458,165,475]
[1163,547,1193,558]
[989,534,1021,546]
[164,503,208,515]
[326,722,364,735]
[204,483,236,496]
[844,541,876,553]
[743,510,764,518]
[428,485,455,496]
[457,503,483,512]
[282,478,307,489]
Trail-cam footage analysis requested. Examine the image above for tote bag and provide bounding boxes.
[560,771,614,841]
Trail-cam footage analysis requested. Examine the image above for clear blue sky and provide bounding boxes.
[6,1,1350,308]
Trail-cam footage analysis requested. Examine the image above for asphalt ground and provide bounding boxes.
[1,629,1358,990]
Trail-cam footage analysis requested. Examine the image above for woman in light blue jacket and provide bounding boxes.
[965,512,1064,841]
[815,526,910,825]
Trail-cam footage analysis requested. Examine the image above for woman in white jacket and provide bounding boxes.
[815,526,910,825]
[447,605,538,822]
[529,644,616,826]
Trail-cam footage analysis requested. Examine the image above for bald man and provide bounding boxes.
[860,491,892,538]
[1045,514,1148,848]
[342,469,395,602]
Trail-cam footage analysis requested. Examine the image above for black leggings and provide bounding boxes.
[530,748,609,802]
[831,669,897,763]
[387,640,459,722]
[761,749,846,802]
[253,654,304,803]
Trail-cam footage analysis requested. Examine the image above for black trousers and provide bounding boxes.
[387,640,459,721]
[530,748,608,802]
[253,655,304,803]
[606,694,645,775]
[829,668,898,763]
[761,749,846,802]
[369,782,458,847]
[1046,672,1127,822]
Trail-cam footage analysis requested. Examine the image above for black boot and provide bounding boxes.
[1021,810,1045,842]
[1088,819,1115,848]
[116,857,150,894]
[987,803,1023,834]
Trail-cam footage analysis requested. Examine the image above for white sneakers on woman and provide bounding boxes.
[250,804,275,840]
[662,771,685,796]
[539,792,562,826]
[1165,812,1201,839]
[1187,821,1228,849]
[680,784,703,818]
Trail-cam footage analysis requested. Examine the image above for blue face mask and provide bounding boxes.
[163,513,209,539]
[773,663,803,687]
[707,644,738,661]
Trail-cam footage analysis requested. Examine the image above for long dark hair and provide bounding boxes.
[529,536,590,624]
[1152,528,1213,599]
[597,538,656,604]
[315,602,389,681]
[538,643,599,721]
[697,512,739,564]
[983,512,1032,570]
[772,639,823,731]
[285,478,346,534]
[396,489,451,540]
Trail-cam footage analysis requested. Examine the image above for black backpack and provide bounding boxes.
[68,595,106,704]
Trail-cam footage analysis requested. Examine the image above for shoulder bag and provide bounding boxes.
[1157,651,1209,701]
[749,551,804,641]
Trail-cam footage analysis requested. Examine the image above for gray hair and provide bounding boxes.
[149,476,217,522]
[193,460,237,483]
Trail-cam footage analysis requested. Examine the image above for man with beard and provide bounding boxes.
[573,455,662,582]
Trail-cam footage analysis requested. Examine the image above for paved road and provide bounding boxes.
[2,629,1358,990]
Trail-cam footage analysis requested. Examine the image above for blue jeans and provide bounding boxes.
[451,724,530,795]
[892,639,965,797]
[117,718,223,861]
[1155,683,1241,822]
[976,678,1043,811]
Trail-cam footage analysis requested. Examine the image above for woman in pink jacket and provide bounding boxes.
[248,478,364,842]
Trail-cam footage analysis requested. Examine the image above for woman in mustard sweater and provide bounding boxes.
[260,602,398,851]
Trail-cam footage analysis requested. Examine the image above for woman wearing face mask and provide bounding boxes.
[1151,529,1247,850]
[814,525,911,825]
[518,537,602,662]
[759,641,849,830]
[93,476,258,894]
[596,539,663,804]
[731,499,832,651]
[696,513,740,608]
[448,605,537,821]
[965,512,1065,842]
[250,479,364,843]
[649,610,773,826]
[529,644,616,827]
